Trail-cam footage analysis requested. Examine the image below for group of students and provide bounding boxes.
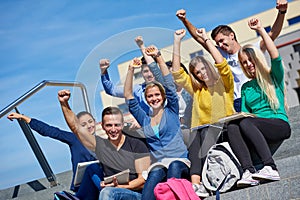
[7,1,292,199]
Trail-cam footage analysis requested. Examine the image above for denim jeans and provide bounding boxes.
[99,187,142,200]
[141,160,189,200]
[76,163,104,200]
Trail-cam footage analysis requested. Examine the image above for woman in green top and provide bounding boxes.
[227,17,291,187]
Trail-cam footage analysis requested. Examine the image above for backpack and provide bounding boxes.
[154,178,200,200]
[54,191,80,200]
[202,142,243,193]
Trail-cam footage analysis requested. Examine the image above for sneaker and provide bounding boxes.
[192,183,209,198]
[252,166,280,181]
[237,170,259,187]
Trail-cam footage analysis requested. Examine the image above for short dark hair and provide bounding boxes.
[211,25,237,41]
[165,61,189,74]
[101,106,124,123]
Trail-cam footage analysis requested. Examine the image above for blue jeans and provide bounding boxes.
[76,163,104,200]
[99,187,142,200]
[141,160,189,200]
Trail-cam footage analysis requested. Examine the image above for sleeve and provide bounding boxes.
[163,73,179,114]
[29,118,76,145]
[270,56,284,89]
[127,98,149,126]
[215,58,234,92]
[148,62,164,84]
[101,72,125,97]
[172,68,194,95]
[131,137,149,159]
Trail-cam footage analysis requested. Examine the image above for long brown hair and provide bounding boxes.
[189,56,220,91]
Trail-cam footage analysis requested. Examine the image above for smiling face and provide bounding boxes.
[192,61,211,82]
[101,113,124,142]
[145,84,165,110]
[141,65,155,83]
[239,50,256,78]
[214,32,236,54]
[78,113,96,135]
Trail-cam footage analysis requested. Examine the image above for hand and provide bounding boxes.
[7,112,23,121]
[276,0,288,12]
[129,57,142,70]
[145,45,159,57]
[135,36,144,47]
[196,28,208,41]
[248,18,262,31]
[174,29,186,42]
[99,59,110,74]
[58,89,71,103]
[127,118,141,129]
[176,9,186,21]
[100,177,118,188]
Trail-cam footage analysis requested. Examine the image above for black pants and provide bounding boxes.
[188,125,222,176]
[227,117,291,173]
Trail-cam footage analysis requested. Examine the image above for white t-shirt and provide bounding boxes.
[218,47,250,100]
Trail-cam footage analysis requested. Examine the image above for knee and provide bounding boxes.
[240,117,253,127]
[169,161,185,169]
[99,187,113,200]
[168,161,188,178]
[87,163,103,178]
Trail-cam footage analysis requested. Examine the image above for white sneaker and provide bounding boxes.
[252,166,280,181]
[237,170,259,187]
[192,183,209,198]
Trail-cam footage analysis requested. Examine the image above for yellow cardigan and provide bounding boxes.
[172,58,235,128]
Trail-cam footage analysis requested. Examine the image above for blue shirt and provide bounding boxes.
[29,119,96,191]
[101,72,150,114]
[127,73,188,162]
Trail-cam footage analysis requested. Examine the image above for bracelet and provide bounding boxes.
[204,38,210,43]
[279,10,287,14]
[153,51,161,58]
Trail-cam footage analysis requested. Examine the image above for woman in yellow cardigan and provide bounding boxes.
[171,28,235,198]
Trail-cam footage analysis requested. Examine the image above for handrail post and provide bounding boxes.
[15,108,57,187]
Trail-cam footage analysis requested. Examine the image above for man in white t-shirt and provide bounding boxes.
[176,0,288,111]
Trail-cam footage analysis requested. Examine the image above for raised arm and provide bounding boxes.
[249,18,279,59]
[58,89,96,151]
[260,0,288,52]
[124,58,142,100]
[145,45,169,76]
[135,36,155,65]
[172,29,186,72]
[100,59,125,97]
[58,89,79,133]
[7,112,31,123]
[176,9,209,52]
[196,28,224,64]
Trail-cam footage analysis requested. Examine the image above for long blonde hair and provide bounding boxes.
[239,44,280,111]
[189,56,220,91]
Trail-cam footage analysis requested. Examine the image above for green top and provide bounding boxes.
[241,56,289,123]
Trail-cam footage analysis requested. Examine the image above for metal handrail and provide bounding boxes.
[0,80,91,118]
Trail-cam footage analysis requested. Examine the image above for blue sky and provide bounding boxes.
[0,0,288,190]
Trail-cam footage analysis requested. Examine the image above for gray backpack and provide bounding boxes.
[202,142,243,193]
